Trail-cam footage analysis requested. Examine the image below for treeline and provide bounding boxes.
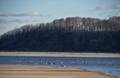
[0,16,120,52]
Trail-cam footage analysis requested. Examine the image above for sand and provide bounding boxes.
[0,52,119,78]
[0,52,120,57]
[0,65,114,78]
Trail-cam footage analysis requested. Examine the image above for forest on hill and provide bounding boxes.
[0,16,120,52]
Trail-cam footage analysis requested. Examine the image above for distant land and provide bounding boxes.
[0,52,120,57]
[0,16,120,52]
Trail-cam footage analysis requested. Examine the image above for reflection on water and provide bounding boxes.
[0,56,120,77]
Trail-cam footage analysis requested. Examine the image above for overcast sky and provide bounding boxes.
[0,0,120,35]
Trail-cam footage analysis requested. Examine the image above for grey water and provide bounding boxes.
[0,56,120,77]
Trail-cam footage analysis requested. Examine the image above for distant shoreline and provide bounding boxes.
[0,52,120,57]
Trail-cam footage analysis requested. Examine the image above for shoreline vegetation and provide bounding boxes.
[0,52,120,57]
[0,65,115,78]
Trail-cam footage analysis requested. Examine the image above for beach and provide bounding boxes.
[0,65,113,78]
[0,52,120,57]
[0,52,119,78]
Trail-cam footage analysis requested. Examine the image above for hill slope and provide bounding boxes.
[0,17,120,52]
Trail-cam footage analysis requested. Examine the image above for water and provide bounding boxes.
[0,56,120,77]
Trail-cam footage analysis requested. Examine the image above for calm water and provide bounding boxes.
[0,56,120,77]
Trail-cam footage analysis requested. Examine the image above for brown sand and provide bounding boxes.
[0,52,120,57]
[0,65,114,78]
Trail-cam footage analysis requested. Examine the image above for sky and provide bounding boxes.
[0,0,120,35]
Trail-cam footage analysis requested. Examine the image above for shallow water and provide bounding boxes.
[0,56,120,77]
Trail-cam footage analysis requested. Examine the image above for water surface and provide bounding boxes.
[0,56,120,77]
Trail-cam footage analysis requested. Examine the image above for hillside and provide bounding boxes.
[0,16,120,52]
